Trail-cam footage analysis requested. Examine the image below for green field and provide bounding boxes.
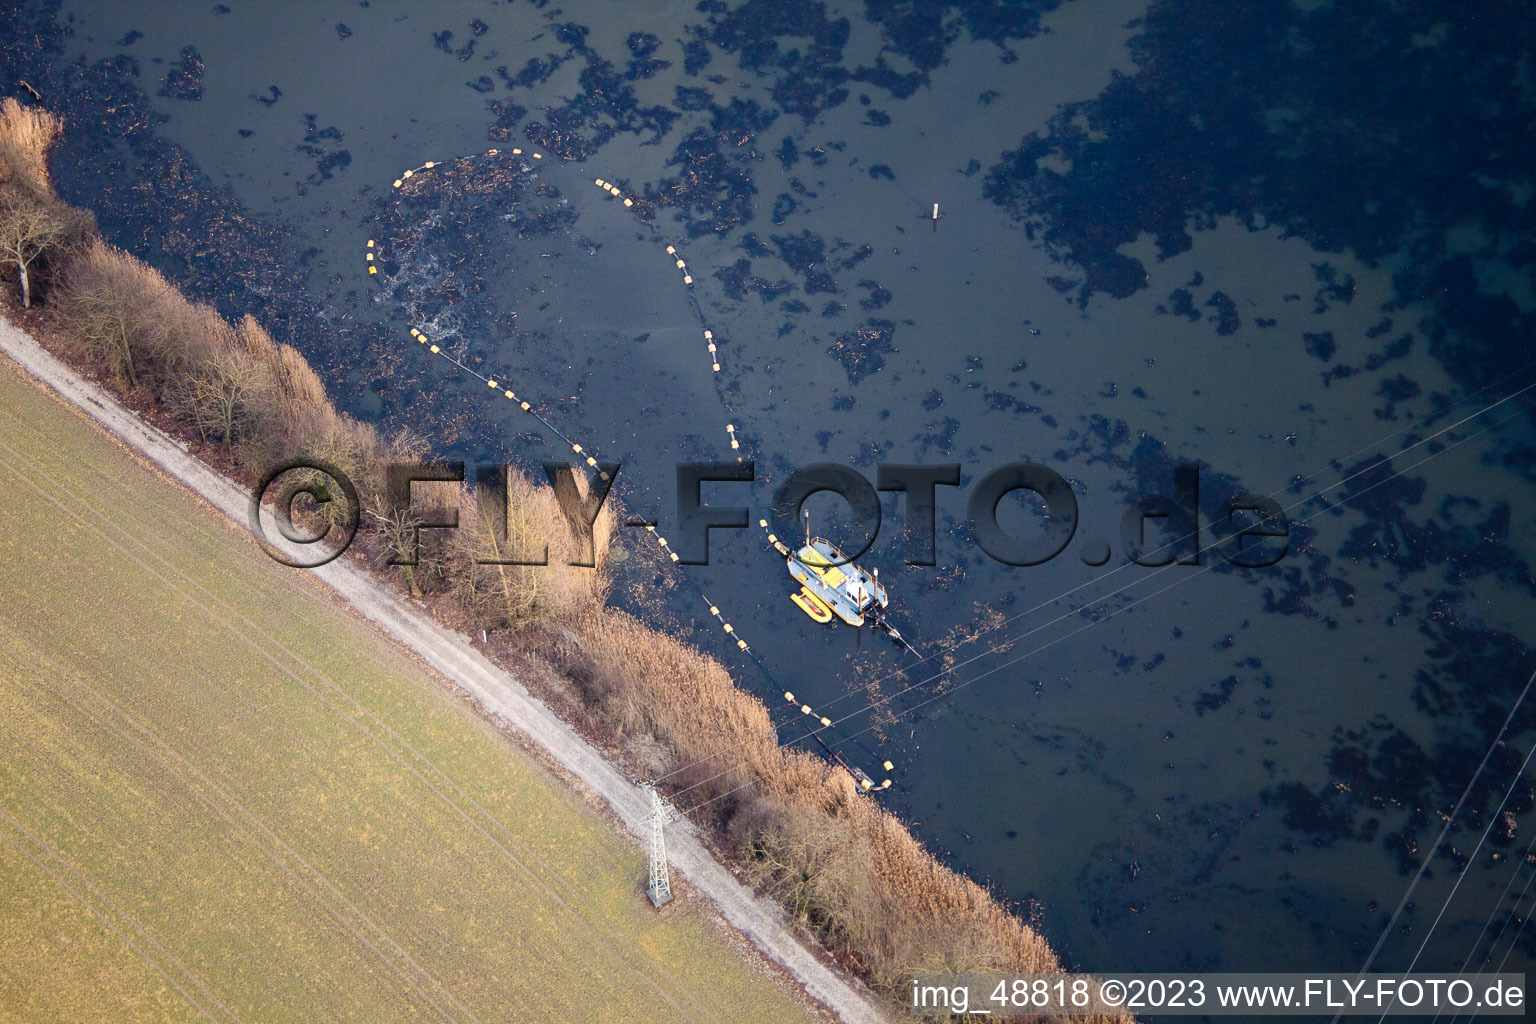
[0,358,815,1024]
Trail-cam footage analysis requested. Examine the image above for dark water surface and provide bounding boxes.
[12,0,1536,989]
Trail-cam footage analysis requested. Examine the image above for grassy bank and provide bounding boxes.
[0,354,817,1023]
[0,97,1126,1020]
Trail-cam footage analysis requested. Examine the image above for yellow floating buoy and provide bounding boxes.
[430,344,440,353]
[410,327,420,336]
[783,690,795,701]
[504,390,514,399]
[572,443,583,453]
[594,178,605,187]
[737,639,748,650]
[532,152,543,159]
[393,179,402,188]
[712,362,721,371]
[820,716,831,727]
[683,275,693,285]
[675,259,686,269]
[423,161,435,169]
[366,253,374,261]
[707,343,716,353]
[585,456,598,467]
[403,169,413,178]
[367,239,375,248]
[488,148,499,155]
[666,245,676,255]
[669,551,679,562]
[623,198,633,207]
[487,379,498,388]
[512,147,523,154]
[368,265,378,274]
[723,623,734,634]
[703,330,712,339]
[883,760,895,771]
[520,401,530,410]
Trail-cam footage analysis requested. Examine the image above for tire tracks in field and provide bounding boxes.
[0,807,237,1024]
[0,414,719,1024]
[0,413,711,1024]
[0,447,496,1024]
[0,630,495,1024]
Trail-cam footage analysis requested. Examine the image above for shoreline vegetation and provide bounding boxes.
[0,97,1126,1021]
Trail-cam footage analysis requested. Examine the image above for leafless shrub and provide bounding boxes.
[299,416,377,529]
[56,241,197,389]
[366,501,442,598]
[737,798,876,937]
[354,424,430,519]
[172,346,277,450]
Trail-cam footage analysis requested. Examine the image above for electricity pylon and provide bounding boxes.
[643,783,674,908]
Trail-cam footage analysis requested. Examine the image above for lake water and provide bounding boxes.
[16,0,1536,989]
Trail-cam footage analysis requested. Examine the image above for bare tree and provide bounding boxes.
[0,100,85,309]
[367,502,442,598]
[173,348,275,450]
[0,186,84,308]
[739,802,873,935]
[57,241,190,389]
